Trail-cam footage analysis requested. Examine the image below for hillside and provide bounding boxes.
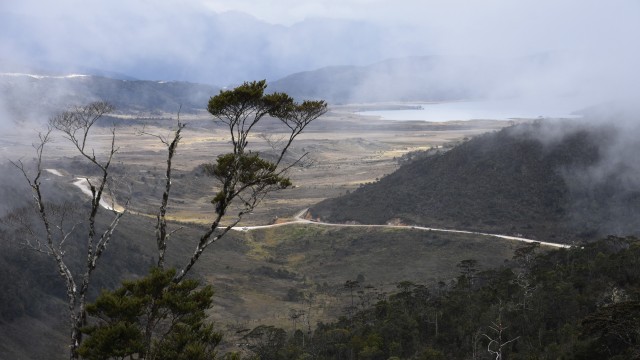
[267,54,561,104]
[259,236,640,359]
[0,73,218,123]
[268,56,483,104]
[309,120,640,243]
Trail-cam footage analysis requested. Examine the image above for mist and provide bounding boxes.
[1,1,639,134]
[1,0,637,108]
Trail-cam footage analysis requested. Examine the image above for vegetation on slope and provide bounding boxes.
[310,121,640,243]
[0,201,521,359]
[0,75,218,123]
[239,236,640,360]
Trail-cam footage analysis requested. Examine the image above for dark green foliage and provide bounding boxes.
[250,266,298,280]
[580,301,640,359]
[246,237,640,359]
[285,288,305,302]
[207,80,291,120]
[311,121,640,242]
[209,153,292,210]
[78,322,144,360]
[243,325,288,360]
[203,80,325,215]
[78,268,221,360]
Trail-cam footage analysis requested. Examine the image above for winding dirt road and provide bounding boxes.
[47,169,125,213]
[56,166,570,249]
[71,178,125,212]
[236,208,572,249]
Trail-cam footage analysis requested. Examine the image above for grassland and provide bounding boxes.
[182,223,522,341]
[1,107,511,225]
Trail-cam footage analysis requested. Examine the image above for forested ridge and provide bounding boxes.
[240,237,640,360]
[311,121,640,243]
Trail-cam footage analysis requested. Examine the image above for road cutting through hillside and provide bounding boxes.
[72,178,126,213]
[47,169,125,213]
[59,167,571,249]
[236,208,572,249]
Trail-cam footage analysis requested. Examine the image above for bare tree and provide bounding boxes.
[136,110,186,270]
[12,101,126,359]
[472,328,483,360]
[483,322,520,360]
[482,301,520,360]
[512,272,537,312]
[512,242,539,313]
[457,258,479,288]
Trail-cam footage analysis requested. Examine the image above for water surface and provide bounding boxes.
[356,99,582,122]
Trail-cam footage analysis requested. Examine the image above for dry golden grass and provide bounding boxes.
[192,223,522,337]
[1,108,510,227]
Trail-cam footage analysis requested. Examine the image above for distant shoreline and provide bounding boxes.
[352,99,583,122]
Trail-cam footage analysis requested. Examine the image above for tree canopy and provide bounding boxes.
[78,268,221,360]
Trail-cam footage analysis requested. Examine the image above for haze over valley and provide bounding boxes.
[2,1,640,359]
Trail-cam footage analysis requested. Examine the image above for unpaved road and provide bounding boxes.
[236,209,572,249]
[60,167,570,250]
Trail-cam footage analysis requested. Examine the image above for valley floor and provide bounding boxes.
[0,107,512,225]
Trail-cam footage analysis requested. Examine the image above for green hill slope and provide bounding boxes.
[309,121,640,243]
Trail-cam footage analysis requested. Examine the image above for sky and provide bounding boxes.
[8,1,639,53]
[1,0,639,103]
[202,0,638,57]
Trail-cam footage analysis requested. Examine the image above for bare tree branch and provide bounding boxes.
[13,101,124,359]
[135,107,187,269]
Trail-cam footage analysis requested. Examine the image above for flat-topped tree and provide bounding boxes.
[172,80,327,282]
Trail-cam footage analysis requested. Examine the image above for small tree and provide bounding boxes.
[12,101,125,358]
[482,302,519,360]
[77,268,221,360]
[243,325,287,360]
[457,259,479,288]
[168,80,327,282]
[129,80,326,357]
[512,243,540,312]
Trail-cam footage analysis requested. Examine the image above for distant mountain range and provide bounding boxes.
[0,73,219,123]
[0,10,398,86]
[268,53,577,104]
[269,56,490,104]
[309,120,640,243]
[0,52,579,124]
[3,55,484,122]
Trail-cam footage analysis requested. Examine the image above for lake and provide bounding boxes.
[356,99,583,122]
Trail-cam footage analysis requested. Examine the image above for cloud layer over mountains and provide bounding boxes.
[2,0,639,100]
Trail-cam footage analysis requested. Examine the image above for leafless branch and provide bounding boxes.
[142,110,187,269]
[12,101,125,359]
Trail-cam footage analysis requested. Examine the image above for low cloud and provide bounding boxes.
[0,1,635,90]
